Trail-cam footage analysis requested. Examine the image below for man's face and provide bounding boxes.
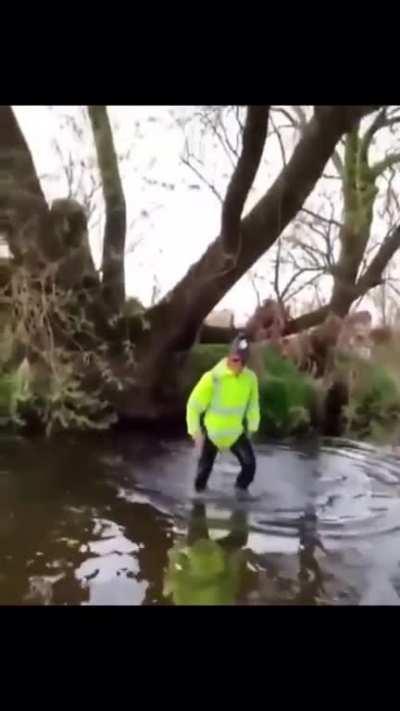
[227,355,245,374]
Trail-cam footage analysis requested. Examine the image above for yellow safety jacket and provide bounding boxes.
[164,539,245,605]
[186,358,260,450]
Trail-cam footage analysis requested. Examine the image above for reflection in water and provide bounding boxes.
[164,502,250,605]
[296,504,326,604]
[0,435,175,605]
[0,433,398,604]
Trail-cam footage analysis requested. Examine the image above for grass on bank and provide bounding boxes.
[1,341,400,442]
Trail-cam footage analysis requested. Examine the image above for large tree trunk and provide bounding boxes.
[0,107,48,266]
[329,124,378,316]
[0,107,46,201]
[0,108,106,374]
[87,106,126,311]
[0,107,99,284]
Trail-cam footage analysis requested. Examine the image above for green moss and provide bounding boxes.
[0,367,32,426]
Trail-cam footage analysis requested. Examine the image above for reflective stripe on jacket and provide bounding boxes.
[186,358,260,450]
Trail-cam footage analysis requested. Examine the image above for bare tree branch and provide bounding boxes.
[322,174,342,180]
[247,270,262,307]
[387,280,400,299]
[269,114,287,167]
[360,108,400,164]
[200,109,238,170]
[313,107,344,175]
[292,237,326,266]
[357,224,400,292]
[300,207,342,230]
[292,106,307,131]
[181,141,223,203]
[359,107,387,163]
[280,265,325,303]
[274,106,344,177]
[283,271,325,304]
[285,305,330,334]
[217,111,240,163]
[371,152,400,178]
[88,105,126,310]
[148,105,379,352]
[272,237,283,300]
[290,225,400,335]
[379,166,400,224]
[305,197,340,269]
[271,107,298,125]
[221,106,270,255]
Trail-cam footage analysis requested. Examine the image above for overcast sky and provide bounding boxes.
[13,106,400,326]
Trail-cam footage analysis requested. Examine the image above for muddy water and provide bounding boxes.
[0,432,400,605]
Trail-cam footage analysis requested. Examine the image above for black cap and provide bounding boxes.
[229,333,250,363]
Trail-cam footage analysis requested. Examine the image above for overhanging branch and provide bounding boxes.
[286,224,400,335]
[360,108,400,165]
[357,225,400,291]
[221,106,269,256]
[359,108,386,163]
[371,152,400,178]
[87,105,126,310]
[147,105,380,351]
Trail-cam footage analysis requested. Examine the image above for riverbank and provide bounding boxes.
[1,341,400,445]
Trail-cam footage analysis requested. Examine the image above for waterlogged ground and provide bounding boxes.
[1,432,400,605]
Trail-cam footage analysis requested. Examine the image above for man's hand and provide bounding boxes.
[192,432,204,450]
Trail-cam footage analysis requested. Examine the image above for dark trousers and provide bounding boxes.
[195,432,256,492]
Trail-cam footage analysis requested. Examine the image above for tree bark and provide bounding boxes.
[221,106,269,256]
[0,107,46,202]
[357,225,400,292]
[284,306,330,334]
[0,107,49,263]
[87,106,126,311]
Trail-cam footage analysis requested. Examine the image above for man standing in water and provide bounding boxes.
[186,335,260,497]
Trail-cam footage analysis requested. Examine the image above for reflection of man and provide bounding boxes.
[163,502,249,605]
[186,335,260,497]
[296,504,326,604]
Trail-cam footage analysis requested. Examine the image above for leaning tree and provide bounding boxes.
[0,105,382,420]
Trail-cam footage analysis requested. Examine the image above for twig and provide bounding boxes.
[269,115,287,167]
[300,207,342,229]
[181,142,223,204]
[221,106,269,255]
[282,271,325,304]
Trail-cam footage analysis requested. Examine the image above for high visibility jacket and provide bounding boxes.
[163,539,245,605]
[186,358,260,450]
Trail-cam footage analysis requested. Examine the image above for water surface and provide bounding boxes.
[0,433,399,605]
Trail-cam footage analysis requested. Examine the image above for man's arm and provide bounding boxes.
[186,372,213,443]
[245,373,260,434]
